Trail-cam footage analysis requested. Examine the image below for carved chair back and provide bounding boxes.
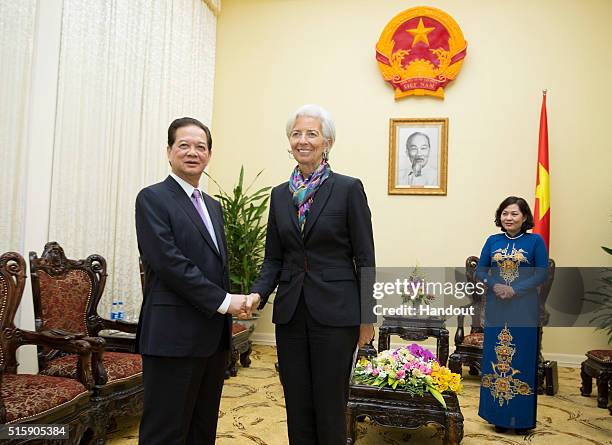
[538,259,556,326]
[29,242,107,348]
[464,255,484,335]
[0,252,27,374]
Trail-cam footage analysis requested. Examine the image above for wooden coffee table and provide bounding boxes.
[346,382,464,445]
[346,315,463,444]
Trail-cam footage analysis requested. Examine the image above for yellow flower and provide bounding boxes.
[449,381,462,393]
[358,357,370,367]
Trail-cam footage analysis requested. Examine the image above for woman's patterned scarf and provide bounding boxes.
[289,161,331,232]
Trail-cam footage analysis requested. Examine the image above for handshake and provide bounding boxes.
[227,293,261,319]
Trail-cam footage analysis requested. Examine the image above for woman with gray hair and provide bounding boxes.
[248,104,376,444]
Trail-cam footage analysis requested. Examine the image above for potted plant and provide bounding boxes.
[207,166,270,315]
[207,167,270,376]
[585,246,612,343]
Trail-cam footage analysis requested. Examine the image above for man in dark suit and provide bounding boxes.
[135,117,247,445]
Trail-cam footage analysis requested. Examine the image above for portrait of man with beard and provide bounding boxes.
[398,131,439,187]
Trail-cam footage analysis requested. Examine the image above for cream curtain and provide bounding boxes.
[49,0,217,320]
[0,1,37,253]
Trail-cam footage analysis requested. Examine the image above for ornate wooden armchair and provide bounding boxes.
[29,242,143,435]
[449,256,556,393]
[448,256,485,377]
[0,252,97,444]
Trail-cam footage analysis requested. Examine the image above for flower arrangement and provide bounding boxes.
[353,343,462,408]
[401,266,436,306]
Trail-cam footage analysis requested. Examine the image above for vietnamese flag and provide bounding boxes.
[534,91,550,250]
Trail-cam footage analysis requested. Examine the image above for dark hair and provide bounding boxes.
[167,117,212,151]
[494,196,534,232]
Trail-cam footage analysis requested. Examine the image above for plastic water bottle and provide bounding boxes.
[110,301,118,320]
[117,301,124,320]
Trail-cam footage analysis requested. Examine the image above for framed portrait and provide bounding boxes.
[388,118,448,195]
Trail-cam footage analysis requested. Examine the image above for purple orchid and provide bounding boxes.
[407,343,439,364]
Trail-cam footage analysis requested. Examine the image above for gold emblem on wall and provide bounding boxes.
[376,6,467,99]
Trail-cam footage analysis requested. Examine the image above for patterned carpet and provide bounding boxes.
[107,345,611,444]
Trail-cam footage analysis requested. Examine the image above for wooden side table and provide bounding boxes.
[346,315,462,444]
[580,349,612,412]
[347,382,463,445]
[226,324,253,378]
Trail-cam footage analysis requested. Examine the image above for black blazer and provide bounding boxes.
[135,175,231,357]
[251,172,376,326]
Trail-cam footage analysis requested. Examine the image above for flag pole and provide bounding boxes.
[534,90,550,251]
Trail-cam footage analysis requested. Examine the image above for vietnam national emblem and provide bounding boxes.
[376,6,467,100]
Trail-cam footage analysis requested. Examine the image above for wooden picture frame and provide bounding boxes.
[388,118,448,195]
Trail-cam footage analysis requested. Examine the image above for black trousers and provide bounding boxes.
[276,295,360,445]
[138,332,228,445]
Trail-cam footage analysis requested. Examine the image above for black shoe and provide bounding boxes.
[494,426,508,433]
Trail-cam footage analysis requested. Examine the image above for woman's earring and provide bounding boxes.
[323,150,329,162]
[287,149,294,159]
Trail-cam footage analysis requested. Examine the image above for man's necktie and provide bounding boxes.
[191,190,220,253]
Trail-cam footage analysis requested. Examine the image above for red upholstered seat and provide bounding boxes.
[41,352,142,382]
[1,374,89,423]
[462,332,484,348]
[586,349,612,364]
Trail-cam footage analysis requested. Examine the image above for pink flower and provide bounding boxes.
[372,369,379,377]
[396,370,406,379]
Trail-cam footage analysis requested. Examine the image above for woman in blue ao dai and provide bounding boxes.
[476,196,548,434]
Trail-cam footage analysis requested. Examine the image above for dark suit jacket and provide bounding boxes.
[251,172,376,326]
[135,175,231,357]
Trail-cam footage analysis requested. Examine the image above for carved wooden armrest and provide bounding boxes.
[15,328,88,350]
[43,328,87,341]
[106,318,138,334]
[93,315,138,335]
[44,330,108,386]
[82,336,108,386]
[10,328,94,389]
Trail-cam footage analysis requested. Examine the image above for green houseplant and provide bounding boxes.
[207,167,271,295]
[585,246,612,343]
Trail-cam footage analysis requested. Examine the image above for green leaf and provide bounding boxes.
[428,387,447,408]
[209,166,271,293]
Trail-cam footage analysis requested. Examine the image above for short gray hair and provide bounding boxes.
[286,104,336,148]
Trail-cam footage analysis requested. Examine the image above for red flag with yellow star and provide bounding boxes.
[534,91,550,250]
